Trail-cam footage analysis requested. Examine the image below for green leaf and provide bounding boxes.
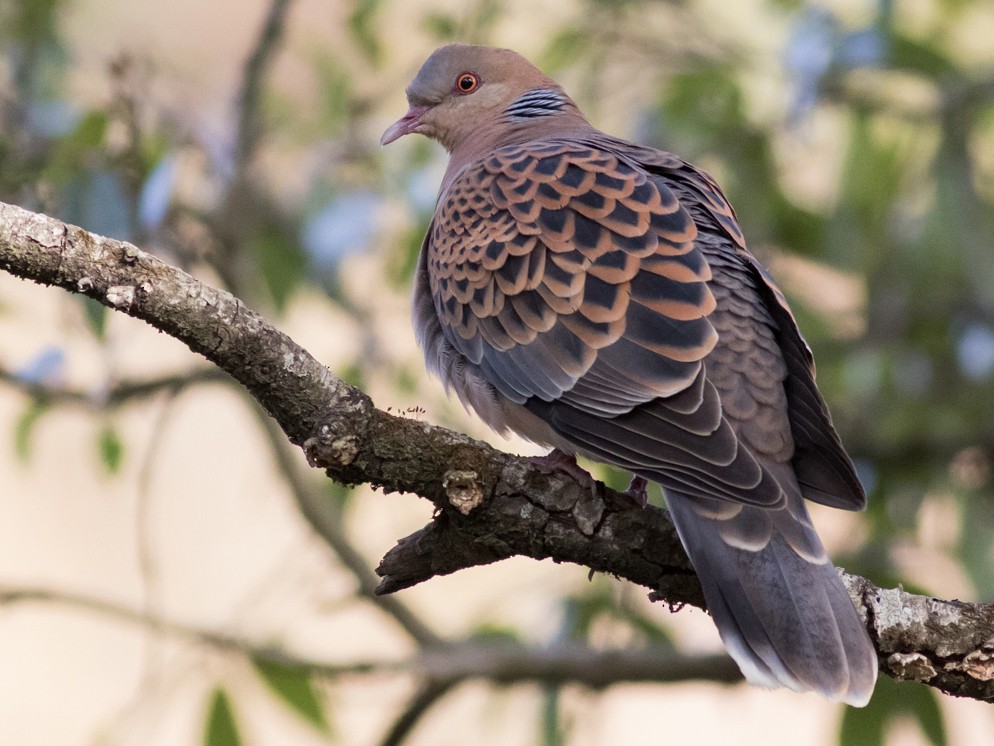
[839,690,887,746]
[252,222,306,313]
[313,54,356,133]
[338,363,366,390]
[68,110,109,149]
[662,67,743,135]
[14,400,49,462]
[323,480,355,513]
[470,623,524,645]
[43,111,109,185]
[386,219,429,289]
[204,688,242,746]
[887,33,959,77]
[958,495,994,597]
[348,0,382,64]
[81,296,107,340]
[423,11,458,39]
[252,658,331,733]
[597,464,635,495]
[838,677,947,746]
[97,424,124,474]
[394,366,418,396]
[1,0,66,44]
[902,681,948,746]
[560,584,674,648]
[541,684,566,746]
[541,27,589,71]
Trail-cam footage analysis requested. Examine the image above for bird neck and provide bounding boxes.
[442,108,594,186]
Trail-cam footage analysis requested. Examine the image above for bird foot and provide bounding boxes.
[528,449,599,497]
[625,475,649,508]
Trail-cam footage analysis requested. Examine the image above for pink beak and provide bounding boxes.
[380,105,430,146]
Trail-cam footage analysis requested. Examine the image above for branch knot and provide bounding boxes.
[887,652,937,682]
[442,470,484,515]
[305,425,360,468]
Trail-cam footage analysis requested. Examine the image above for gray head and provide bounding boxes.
[381,44,577,152]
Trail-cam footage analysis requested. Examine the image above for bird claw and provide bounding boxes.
[625,475,649,508]
[528,449,600,497]
[528,452,648,508]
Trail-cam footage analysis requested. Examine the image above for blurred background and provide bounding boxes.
[2,0,994,743]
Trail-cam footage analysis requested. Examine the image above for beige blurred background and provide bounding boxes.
[3,0,994,744]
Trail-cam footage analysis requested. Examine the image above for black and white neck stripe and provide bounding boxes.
[503,88,571,120]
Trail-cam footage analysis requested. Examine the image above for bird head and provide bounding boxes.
[381,44,577,153]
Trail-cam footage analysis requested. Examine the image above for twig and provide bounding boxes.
[0,583,393,677]
[821,72,994,124]
[234,0,296,174]
[0,586,266,660]
[0,366,228,407]
[253,408,443,647]
[0,583,742,687]
[378,679,459,746]
[134,390,184,698]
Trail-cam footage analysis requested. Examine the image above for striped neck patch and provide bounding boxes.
[503,88,570,120]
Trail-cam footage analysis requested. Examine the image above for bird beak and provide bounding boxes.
[380,105,429,145]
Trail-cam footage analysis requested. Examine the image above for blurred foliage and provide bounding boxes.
[204,688,244,746]
[3,0,994,743]
[97,422,125,474]
[252,658,334,735]
[841,675,947,746]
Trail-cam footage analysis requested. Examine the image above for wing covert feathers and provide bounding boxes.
[418,132,876,704]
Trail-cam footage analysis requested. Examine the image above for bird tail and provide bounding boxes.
[664,484,878,706]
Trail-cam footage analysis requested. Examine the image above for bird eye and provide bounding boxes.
[454,72,480,94]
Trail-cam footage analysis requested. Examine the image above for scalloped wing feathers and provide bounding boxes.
[401,44,876,706]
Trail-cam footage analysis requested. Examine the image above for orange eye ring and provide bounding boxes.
[454,72,480,94]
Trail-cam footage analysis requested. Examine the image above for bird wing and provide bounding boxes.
[584,136,865,510]
[428,139,792,509]
[743,256,866,509]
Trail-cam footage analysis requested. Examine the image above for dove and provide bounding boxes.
[382,44,878,706]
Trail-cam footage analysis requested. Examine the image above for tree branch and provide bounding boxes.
[378,680,460,746]
[234,0,295,174]
[0,366,228,407]
[253,409,444,648]
[2,200,994,701]
[0,583,742,687]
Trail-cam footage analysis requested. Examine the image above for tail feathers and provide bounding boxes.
[666,489,878,706]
